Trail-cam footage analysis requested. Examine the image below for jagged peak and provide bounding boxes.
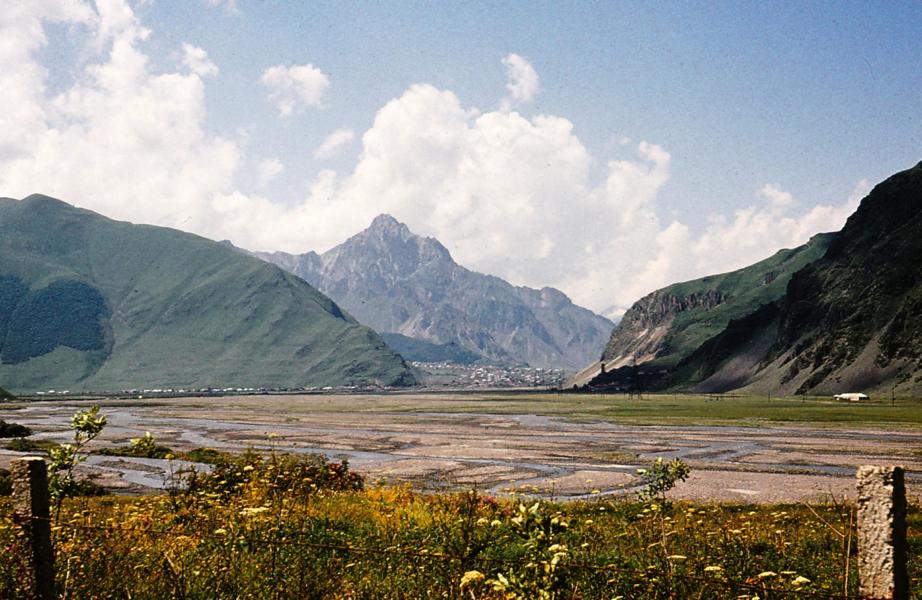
[368,213,410,235]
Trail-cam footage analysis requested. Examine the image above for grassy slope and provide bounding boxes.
[602,233,833,369]
[672,161,922,396]
[379,332,482,364]
[0,195,414,392]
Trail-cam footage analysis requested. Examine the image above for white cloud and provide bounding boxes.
[314,128,355,159]
[0,4,865,317]
[257,157,284,186]
[501,53,539,107]
[260,63,329,117]
[181,43,218,77]
[0,0,239,233]
[757,182,795,209]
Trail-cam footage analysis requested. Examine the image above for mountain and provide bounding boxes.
[255,215,613,370]
[0,195,415,393]
[379,333,481,365]
[585,160,922,396]
[674,161,922,395]
[569,233,833,387]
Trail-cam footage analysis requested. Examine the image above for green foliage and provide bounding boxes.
[636,458,691,506]
[97,431,174,459]
[179,447,228,464]
[1,482,905,599]
[0,278,109,364]
[180,449,364,504]
[4,438,59,453]
[487,502,572,600]
[0,419,31,438]
[48,405,107,509]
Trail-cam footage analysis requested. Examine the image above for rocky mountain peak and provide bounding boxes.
[368,214,412,238]
[336,215,454,272]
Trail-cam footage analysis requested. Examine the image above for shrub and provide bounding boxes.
[636,457,690,507]
[0,420,31,438]
[181,449,364,502]
[4,438,60,453]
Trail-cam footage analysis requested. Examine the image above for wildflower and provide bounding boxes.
[459,570,485,589]
[214,528,227,535]
[240,506,269,516]
[666,555,686,561]
[792,576,811,585]
[757,571,777,578]
[704,566,722,572]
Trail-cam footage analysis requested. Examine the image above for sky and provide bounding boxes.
[1,1,920,317]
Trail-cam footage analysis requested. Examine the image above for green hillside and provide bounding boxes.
[0,195,415,393]
[379,333,481,365]
[669,160,922,395]
[598,232,833,370]
[0,386,13,400]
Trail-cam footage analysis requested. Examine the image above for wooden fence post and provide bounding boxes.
[11,457,56,600]
[856,465,908,600]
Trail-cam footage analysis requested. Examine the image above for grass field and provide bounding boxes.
[2,451,919,599]
[144,391,922,428]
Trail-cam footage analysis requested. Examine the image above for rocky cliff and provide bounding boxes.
[593,233,833,376]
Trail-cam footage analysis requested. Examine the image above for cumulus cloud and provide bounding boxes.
[260,63,329,117]
[257,157,284,186]
[0,4,864,316]
[0,0,239,232]
[313,128,355,159]
[501,53,540,107]
[181,43,218,77]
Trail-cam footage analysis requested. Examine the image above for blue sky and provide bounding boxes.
[2,1,920,313]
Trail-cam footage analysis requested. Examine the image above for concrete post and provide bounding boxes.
[856,466,908,600]
[11,457,56,600]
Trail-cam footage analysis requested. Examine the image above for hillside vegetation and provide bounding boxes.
[675,161,922,395]
[0,195,414,393]
[3,449,911,599]
[589,160,922,396]
[600,233,833,370]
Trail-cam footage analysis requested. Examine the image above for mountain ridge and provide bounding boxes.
[569,232,833,388]
[0,194,415,393]
[585,160,922,395]
[254,215,613,370]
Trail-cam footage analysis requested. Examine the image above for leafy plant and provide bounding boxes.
[48,405,107,512]
[98,431,174,459]
[636,457,690,507]
[488,502,571,600]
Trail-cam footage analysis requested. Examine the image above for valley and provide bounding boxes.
[3,392,920,503]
